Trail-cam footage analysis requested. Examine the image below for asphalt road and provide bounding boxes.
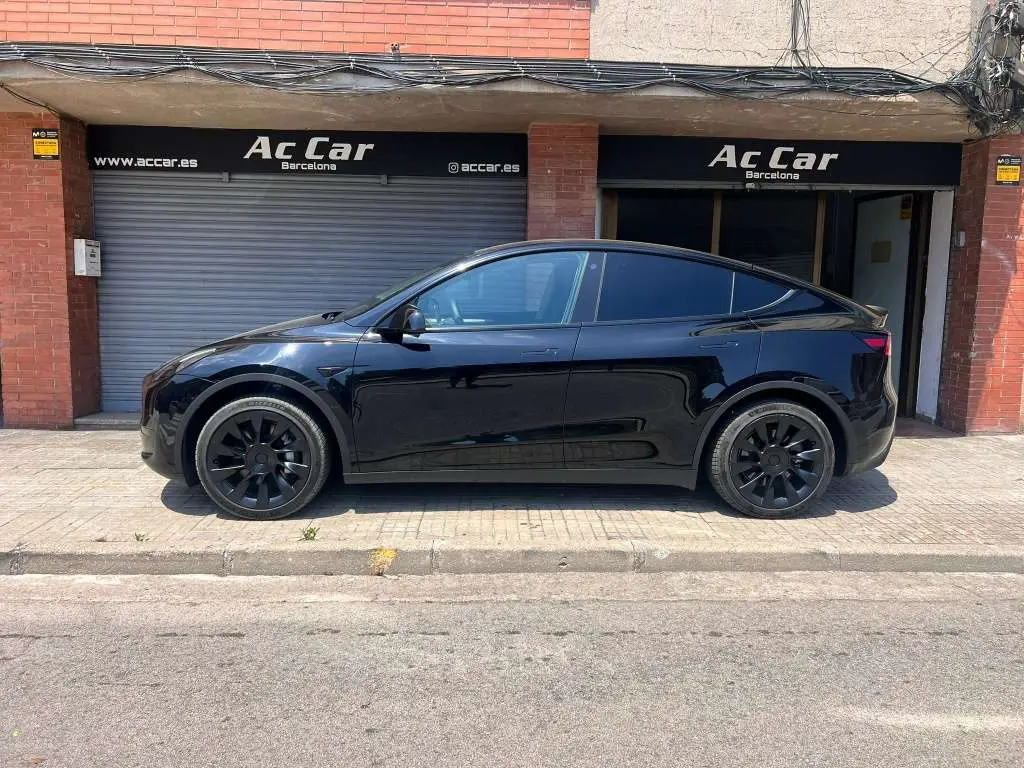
[1,573,1022,768]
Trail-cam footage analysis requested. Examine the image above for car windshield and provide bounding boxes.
[335,256,466,320]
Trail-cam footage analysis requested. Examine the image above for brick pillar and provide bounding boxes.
[0,113,99,428]
[938,137,1024,433]
[526,123,598,239]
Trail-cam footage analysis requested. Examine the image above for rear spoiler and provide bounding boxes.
[864,304,889,328]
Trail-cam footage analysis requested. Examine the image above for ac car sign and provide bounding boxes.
[243,135,376,172]
[709,144,840,181]
[598,135,963,187]
[88,126,527,178]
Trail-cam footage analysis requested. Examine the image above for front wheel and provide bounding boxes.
[195,396,330,520]
[708,400,835,518]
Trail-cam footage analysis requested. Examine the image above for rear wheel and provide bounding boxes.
[708,400,834,518]
[195,397,330,520]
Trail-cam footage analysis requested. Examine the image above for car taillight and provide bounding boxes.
[861,335,890,356]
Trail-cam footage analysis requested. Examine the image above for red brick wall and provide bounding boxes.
[526,123,597,239]
[61,119,100,418]
[0,112,98,428]
[939,137,1024,433]
[1,0,590,58]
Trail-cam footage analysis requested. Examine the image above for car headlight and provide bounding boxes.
[151,347,216,380]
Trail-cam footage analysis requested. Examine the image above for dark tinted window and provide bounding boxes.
[732,272,791,312]
[616,190,714,251]
[719,191,817,281]
[597,252,732,321]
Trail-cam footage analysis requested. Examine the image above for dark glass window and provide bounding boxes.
[615,190,715,252]
[719,191,818,281]
[597,252,733,321]
[732,272,791,313]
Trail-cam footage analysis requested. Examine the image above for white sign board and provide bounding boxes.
[73,239,101,277]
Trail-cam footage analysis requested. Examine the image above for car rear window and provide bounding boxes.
[596,252,799,321]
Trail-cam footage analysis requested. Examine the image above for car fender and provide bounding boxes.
[692,380,854,473]
[177,372,354,475]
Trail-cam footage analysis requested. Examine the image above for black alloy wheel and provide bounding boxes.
[195,397,330,520]
[709,400,835,518]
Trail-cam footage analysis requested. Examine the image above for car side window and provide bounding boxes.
[731,272,791,313]
[417,251,588,329]
[597,252,734,321]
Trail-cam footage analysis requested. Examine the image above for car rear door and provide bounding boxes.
[350,250,592,474]
[563,250,783,474]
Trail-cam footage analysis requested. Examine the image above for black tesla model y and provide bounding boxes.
[141,240,896,520]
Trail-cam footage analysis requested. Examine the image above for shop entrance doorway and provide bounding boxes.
[851,193,930,407]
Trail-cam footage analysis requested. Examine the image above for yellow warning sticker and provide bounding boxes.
[32,128,60,160]
[995,155,1021,185]
[899,195,913,220]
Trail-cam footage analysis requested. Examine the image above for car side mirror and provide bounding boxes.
[403,307,426,335]
[382,303,426,340]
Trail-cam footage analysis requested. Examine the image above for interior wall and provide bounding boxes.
[917,190,954,421]
[852,195,913,394]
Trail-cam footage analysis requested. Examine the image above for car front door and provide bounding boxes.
[350,250,591,474]
[564,250,787,474]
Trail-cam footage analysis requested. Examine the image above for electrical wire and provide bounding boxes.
[0,41,977,97]
[0,81,61,116]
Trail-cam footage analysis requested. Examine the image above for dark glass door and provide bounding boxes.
[615,190,715,251]
[719,191,819,281]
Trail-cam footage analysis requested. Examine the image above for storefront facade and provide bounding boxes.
[1,0,1022,433]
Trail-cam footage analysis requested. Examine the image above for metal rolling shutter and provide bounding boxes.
[93,171,527,412]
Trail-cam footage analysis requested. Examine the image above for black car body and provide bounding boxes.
[141,239,896,519]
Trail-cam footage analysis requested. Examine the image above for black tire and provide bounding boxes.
[195,396,330,520]
[708,400,835,519]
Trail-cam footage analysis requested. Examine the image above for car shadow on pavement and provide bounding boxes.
[894,418,960,439]
[159,469,897,521]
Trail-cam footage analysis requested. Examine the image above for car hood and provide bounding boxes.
[211,313,346,345]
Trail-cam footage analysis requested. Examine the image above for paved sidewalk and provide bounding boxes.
[1,425,1022,575]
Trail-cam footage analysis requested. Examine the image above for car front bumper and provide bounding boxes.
[141,417,180,480]
[140,371,214,482]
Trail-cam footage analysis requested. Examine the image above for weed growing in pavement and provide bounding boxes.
[301,524,319,541]
[370,547,398,576]
[133,532,147,542]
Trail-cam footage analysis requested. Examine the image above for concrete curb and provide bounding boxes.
[3,540,1023,576]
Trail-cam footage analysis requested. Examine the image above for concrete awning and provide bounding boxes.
[0,44,973,141]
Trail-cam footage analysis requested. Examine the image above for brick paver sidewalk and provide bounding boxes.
[1,425,1022,560]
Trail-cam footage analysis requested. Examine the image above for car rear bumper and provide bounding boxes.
[844,391,897,476]
[847,423,895,475]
